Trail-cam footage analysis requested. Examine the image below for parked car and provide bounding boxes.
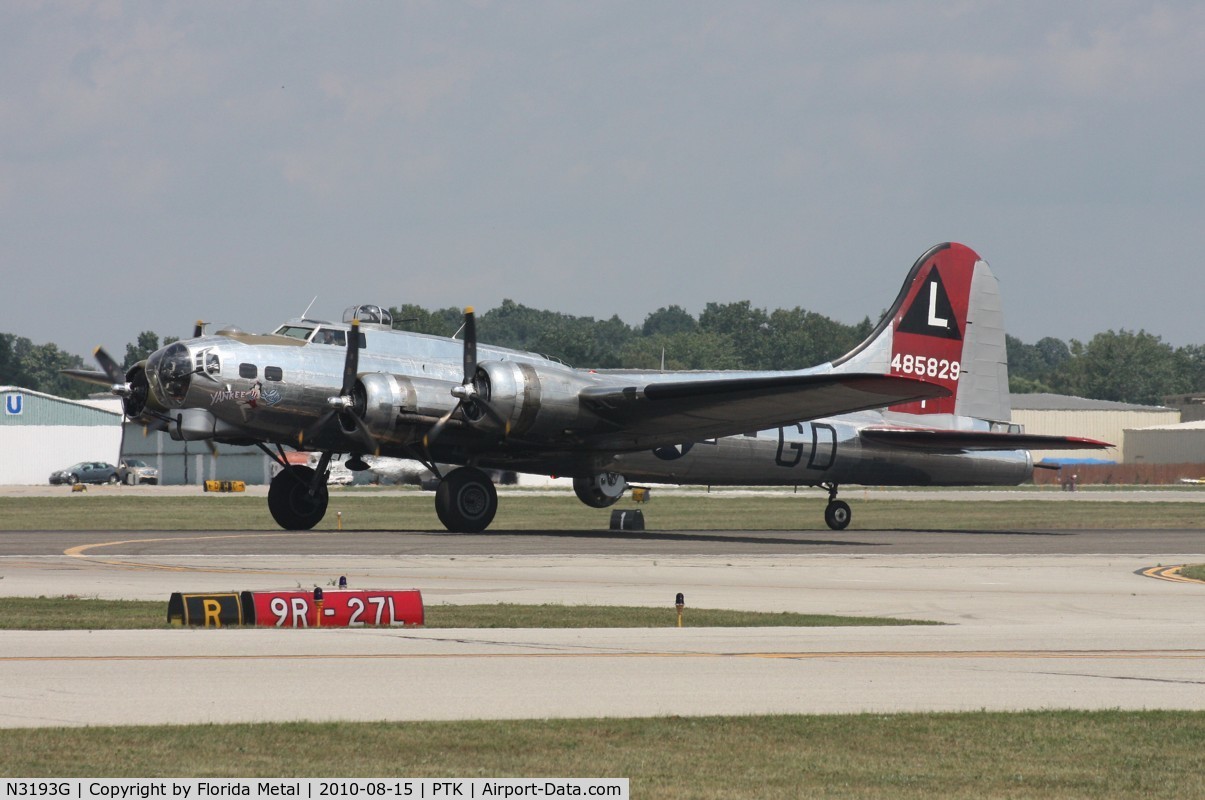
[117,458,159,485]
[49,462,120,485]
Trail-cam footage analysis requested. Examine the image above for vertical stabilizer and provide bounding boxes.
[832,242,1010,422]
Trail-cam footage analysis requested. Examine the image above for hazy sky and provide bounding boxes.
[3,1,1202,363]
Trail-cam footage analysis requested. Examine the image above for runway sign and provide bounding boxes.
[242,589,424,628]
[203,480,246,492]
[167,592,247,627]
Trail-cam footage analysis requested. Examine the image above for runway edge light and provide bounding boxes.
[675,592,685,628]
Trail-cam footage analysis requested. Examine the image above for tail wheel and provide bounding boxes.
[268,465,329,530]
[434,467,498,533]
[824,500,852,531]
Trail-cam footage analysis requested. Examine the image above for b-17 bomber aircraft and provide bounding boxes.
[67,243,1106,532]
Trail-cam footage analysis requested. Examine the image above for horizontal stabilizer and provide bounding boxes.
[580,374,949,448]
[860,428,1113,451]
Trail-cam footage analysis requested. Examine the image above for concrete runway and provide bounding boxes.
[1,524,1203,727]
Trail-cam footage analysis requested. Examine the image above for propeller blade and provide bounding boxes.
[473,396,512,436]
[423,403,460,450]
[94,346,125,384]
[299,410,337,447]
[341,410,380,456]
[462,307,476,385]
[61,368,114,388]
[193,321,206,338]
[342,319,360,396]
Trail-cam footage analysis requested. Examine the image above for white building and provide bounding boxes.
[1125,421,1205,465]
[0,386,122,484]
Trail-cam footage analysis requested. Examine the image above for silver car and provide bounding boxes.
[117,458,159,485]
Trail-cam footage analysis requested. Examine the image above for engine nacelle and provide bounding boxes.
[354,373,461,439]
[464,360,591,440]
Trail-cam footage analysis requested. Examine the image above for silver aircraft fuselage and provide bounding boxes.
[143,320,1032,489]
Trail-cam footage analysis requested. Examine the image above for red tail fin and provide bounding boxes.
[834,243,1008,421]
[887,243,978,415]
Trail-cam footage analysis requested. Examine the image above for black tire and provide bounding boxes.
[107,474,119,485]
[434,467,498,533]
[67,475,78,486]
[268,465,329,530]
[824,500,852,531]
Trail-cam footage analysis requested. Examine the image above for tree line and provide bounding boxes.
[3,301,1201,406]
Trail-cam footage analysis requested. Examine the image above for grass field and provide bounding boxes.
[1182,563,1205,581]
[0,597,939,630]
[2,489,1204,532]
[4,712,1205,798]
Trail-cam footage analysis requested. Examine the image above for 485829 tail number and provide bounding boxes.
[890,354,960,380]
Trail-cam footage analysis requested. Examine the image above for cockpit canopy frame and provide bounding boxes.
[343,304,392,329]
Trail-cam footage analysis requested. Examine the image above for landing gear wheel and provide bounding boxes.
[435,467,498,533]
[824,500,852,531]
[573,472,626,508]
[268,465,329,530]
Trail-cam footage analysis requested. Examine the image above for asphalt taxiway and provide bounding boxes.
[1,523,1203,728]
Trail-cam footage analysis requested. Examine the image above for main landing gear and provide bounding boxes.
[821,482,851,531]
[268,464,329,530]
[260,441,502,533]
[434,467,498,533]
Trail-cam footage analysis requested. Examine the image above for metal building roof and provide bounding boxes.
[1129,421,1205,432]
[0,386,122,427]
[1010,393,1173,413]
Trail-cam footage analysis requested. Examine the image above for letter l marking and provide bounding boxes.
[927,281,948,328]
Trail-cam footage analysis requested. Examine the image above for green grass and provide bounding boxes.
[2,491,1203,531]
[1181,564,1205,582]
[3,712,1204,799]
[422,603,937,628]
[0,597,935,630]
[0,596,168,629]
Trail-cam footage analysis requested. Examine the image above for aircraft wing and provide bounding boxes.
[859,428,1114,452]
[578,373,948,449]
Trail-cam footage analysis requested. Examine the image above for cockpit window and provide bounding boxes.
[314,328,347,346]
[274,325,314,340]
[148,342,193,405]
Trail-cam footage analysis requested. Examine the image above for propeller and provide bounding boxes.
[423,307,510,451]
[94,346,132,396]
[193,320,208,338]
[298,319,380,456]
